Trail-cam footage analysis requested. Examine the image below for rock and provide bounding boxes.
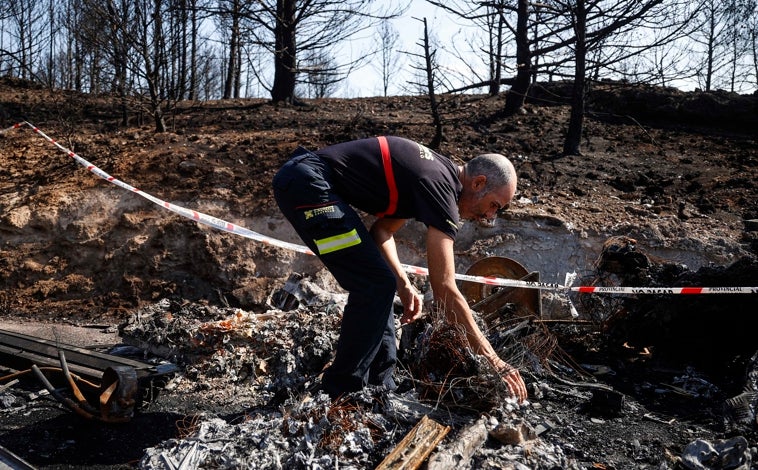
[680,436,751,470]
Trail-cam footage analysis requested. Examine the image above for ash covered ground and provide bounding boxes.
[1,78,757,468]
[2,263,757,469]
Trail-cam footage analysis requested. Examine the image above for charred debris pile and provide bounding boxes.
[1,238,757,469]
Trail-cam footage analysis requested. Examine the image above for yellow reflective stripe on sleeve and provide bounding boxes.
[314,229,361,254]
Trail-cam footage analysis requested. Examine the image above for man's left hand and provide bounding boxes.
[494,359,527,402]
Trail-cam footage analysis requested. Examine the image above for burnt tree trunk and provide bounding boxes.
[421,18,443,150]
[563,0,587,156]
[271,0,297,103]
[222,0,240,99]
[503,0,531,116]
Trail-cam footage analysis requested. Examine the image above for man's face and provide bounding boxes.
[459,179,516,227]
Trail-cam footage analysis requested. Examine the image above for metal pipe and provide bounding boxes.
[58,350,101,416]
[31,364,98,421]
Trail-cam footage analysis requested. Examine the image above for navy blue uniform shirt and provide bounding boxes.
[316,136,462,239]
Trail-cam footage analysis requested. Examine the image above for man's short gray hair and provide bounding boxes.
[465,153,515,191]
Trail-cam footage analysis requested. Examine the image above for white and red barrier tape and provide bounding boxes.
[5,121,757,296]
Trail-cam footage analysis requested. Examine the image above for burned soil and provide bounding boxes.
[1,78,757,469]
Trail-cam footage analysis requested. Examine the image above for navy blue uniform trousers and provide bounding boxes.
[272,148,398,398]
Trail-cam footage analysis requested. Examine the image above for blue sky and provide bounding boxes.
[341,2,462,97]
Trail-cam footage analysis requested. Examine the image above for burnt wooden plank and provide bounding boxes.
[375,415,450,470]
[427,416,489,469]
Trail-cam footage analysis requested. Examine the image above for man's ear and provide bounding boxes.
[472,174,487,191]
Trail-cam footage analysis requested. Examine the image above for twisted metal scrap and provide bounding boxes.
[405,309,511,411]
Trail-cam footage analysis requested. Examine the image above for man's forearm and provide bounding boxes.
[441,292,500,363]
[370,218,410,285]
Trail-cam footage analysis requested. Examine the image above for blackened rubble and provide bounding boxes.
[116,260,756,469]
[576,236,758,387]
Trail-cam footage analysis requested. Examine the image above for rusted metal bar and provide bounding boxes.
[58,350,101,416]
[24,363,137,423]
[374,415,451,470]
[0,329,171,384]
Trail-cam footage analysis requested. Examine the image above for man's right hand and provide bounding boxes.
[397,283,423,324]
